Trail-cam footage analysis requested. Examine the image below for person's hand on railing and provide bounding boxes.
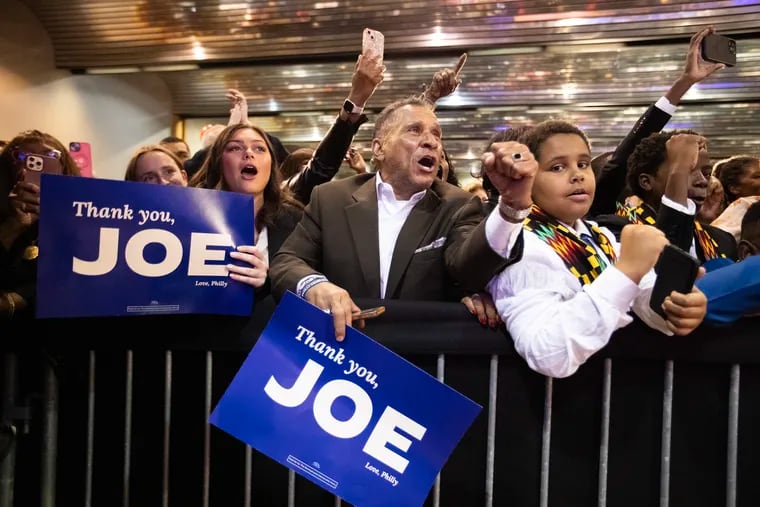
[305,281,363,342]
[461,291,502,328]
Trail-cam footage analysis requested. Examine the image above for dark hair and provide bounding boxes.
[0,130,80,219]
[160,135,186,145]
[626,129,700,198]
[521,119,590,162]
[486,125,535,147]
[713,155,760,205]
[188,123,301,233]
[279,147,315,181]
[124,144,184,182]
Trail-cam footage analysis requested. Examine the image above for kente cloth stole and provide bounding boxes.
[694,221,726,260]
[524,206,617,286]
[615,195,656,225]
[616,195,725,261]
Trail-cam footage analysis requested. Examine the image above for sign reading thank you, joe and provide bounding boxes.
[36,174,254,318]
[209,291,482,507]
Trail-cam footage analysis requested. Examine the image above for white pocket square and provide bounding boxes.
[414,236,446,254]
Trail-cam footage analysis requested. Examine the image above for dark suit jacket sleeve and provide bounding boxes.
[707,224,739,261]
[289,114,368,204]
[445,198,517,293]
[656,201,695,252]
[269,187,327,300]
[589,103,672,217]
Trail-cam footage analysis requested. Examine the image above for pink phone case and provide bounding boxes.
[70,141,94,177]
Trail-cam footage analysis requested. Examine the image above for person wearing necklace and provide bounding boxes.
[0,130,80,320]
[486,119,707,378]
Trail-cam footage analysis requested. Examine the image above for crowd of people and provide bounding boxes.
[2,26,760,379]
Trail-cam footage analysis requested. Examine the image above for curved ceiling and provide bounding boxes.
[20,0,760,169]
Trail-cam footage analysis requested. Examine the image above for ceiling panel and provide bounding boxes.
[19,0,760,170]
[21,0,760,68]
[159,39,760,116]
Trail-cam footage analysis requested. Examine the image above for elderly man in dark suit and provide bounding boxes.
[270,95,537,340]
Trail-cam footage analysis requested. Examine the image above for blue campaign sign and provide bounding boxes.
[36,174,254,318]
[210,292,482,507]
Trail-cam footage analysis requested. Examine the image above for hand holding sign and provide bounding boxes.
[210,292,481,507]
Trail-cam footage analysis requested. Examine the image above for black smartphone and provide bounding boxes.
[649,244,700,319]
[701,33,737,67]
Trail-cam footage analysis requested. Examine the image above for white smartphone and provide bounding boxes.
[362,28,385,61]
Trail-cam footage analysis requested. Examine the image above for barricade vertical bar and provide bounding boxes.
[726,364,740,507]
[122,350,133,507]
[432,353,445,507]
[162,351,172,507]
[333,495,342,506]
[485,355,498,507]
[203,352,213,507]
[0,353,18,507]
[287,469,295,507]
[540,377,553,507]
[40,357,58,507]
[659,360,674,507]
[598,359,612,507]
[85,351,96,507]
[244,446,252,507]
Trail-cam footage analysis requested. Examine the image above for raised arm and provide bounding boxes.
[589,26,725,218]
[288,53,384,204]
[656,133,705,251]
[420,53,467,105]
[225,88,249,126]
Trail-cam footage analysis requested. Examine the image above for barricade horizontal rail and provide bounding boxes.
[2,298,759,507]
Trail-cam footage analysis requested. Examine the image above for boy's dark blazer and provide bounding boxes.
[590,102,674,218]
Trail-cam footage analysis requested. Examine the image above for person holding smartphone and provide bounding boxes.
[0,130,80,320]
[589,26,726,219]
[486,119,707,378]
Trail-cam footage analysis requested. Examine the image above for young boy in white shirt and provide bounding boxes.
[484,120,707,378]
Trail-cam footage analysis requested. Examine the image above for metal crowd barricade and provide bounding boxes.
[1,301,758,507]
